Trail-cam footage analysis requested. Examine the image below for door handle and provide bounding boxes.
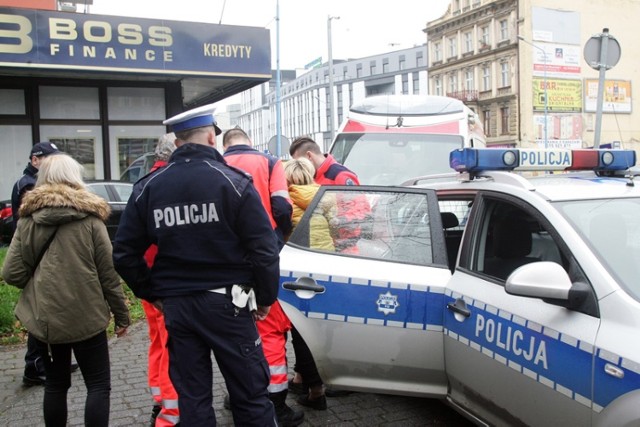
[282,276,325,294]
[446,299,471,318]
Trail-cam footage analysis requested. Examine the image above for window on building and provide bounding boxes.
[449,72,458,94]
[464,32,473,53]
[500,19,509,41]
[500,106,510,135]
[448,36,457,58]
[465,69,474,91]
[399,55,406,70]
[500,61,510,87]
[356,64,363,78]
[483,110,491,137]
[413,74,420,94]
[383,58,389,73]
[434,76,442,96]
[370,60,377,75]
[482,65,491,91]
[434,42,442,62]
[416,51,424,67]
[480,26,490,46]
[402,74,409,94]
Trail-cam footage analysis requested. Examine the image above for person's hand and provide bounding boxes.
[114,326,128,337]
[253,305,271,321]
[152,299,164,313]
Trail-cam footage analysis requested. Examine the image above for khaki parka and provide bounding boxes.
[1,183,130,344]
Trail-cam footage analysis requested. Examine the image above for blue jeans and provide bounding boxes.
[35,331,111,427]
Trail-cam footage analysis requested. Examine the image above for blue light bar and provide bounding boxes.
[450,148,636,173]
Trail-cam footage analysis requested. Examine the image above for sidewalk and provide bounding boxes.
[0,321,468,426]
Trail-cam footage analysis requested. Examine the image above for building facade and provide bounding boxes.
[237,45,429,154]
[0,2,271,198]
[427,0,640,150]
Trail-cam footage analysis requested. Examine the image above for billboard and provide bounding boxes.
[584,79,632,113]
[533,78,582,112]
[0,7,271,78]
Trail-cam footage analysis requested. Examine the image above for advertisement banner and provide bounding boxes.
[0,7,271,78]
[533,78,582,112]
[584,79,632,113]
[531,43,581,78]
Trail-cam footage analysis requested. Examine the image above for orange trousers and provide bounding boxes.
[256,300,292,393]
[142,300,180,427]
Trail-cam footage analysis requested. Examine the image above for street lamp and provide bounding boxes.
[518,35,548,148]
[327,15,340,151]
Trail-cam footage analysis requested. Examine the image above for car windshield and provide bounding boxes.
[331,133,463,185]
[555,197,640,300]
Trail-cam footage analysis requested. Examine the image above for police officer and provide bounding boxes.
[113,104,279,426]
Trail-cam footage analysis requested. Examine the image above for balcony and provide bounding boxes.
[447,90,478,102]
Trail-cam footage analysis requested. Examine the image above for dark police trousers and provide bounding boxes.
[163,291,276,426]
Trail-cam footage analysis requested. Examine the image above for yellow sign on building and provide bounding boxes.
[533,78,582,112]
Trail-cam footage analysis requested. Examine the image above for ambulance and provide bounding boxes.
[328,94,486,185]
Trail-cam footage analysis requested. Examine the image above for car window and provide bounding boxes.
[87,184,110,201]
[555,198,640,300]
[470,198,567,281]
[288,188,438,266]
[111,184,133,202]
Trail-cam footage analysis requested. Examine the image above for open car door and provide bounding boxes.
[278,185,451,397]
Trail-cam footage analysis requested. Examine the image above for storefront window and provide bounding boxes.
[0,125,32,198]
[109,125,167,181]
[107,87,166,120]
[39,86,99,120]
[0,89,25,114]
[40,125,103,179]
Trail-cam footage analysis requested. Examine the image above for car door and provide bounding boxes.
[279,185,451,397]
[443,192,599,426]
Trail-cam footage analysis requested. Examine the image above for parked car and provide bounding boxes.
[120,152,155,183]
[0,181,132,245]
[0,200,12,246]
[279,147,640,426]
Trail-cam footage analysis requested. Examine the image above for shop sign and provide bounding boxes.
[0,7,271,78]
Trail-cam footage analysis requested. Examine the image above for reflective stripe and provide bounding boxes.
[150,386,161,397]
[269,365,288,375]
[271,189,291,199]
[157,413,181,424]
[268,381,288,393]
[162,398,179,409]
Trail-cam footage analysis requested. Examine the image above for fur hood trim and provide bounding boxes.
[19,183,110,221]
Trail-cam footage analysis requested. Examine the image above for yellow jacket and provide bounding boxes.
[288,184,335,251]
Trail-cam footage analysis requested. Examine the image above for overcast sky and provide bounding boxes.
[90,0,450,70]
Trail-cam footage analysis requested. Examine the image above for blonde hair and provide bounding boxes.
[285,157,315,185]
[36,153,86,189]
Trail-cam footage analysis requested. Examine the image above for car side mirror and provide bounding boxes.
[505,261,572,300]
[505,261,596,315]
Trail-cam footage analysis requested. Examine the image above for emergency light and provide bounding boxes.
[450,148,637,173]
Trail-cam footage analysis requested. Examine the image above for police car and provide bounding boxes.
[278,147,640,426]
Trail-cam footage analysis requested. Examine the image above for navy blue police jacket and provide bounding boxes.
[11,163,38,230]
[112,143,280,306]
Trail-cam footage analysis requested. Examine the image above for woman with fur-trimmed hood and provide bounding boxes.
[2,153,130,427]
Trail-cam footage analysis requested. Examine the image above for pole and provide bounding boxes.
[594,28,610,148]
[518,35,548,148]
[327,16,339,152]
[275,0,282,157]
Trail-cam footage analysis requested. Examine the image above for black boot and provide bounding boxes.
[269,390,304,427]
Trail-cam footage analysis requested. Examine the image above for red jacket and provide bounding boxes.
[315,154,360,186]
[224,145,292,246]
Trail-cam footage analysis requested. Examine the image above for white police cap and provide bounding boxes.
[163,103,222,135]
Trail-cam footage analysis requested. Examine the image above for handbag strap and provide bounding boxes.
[32,227,59,276]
